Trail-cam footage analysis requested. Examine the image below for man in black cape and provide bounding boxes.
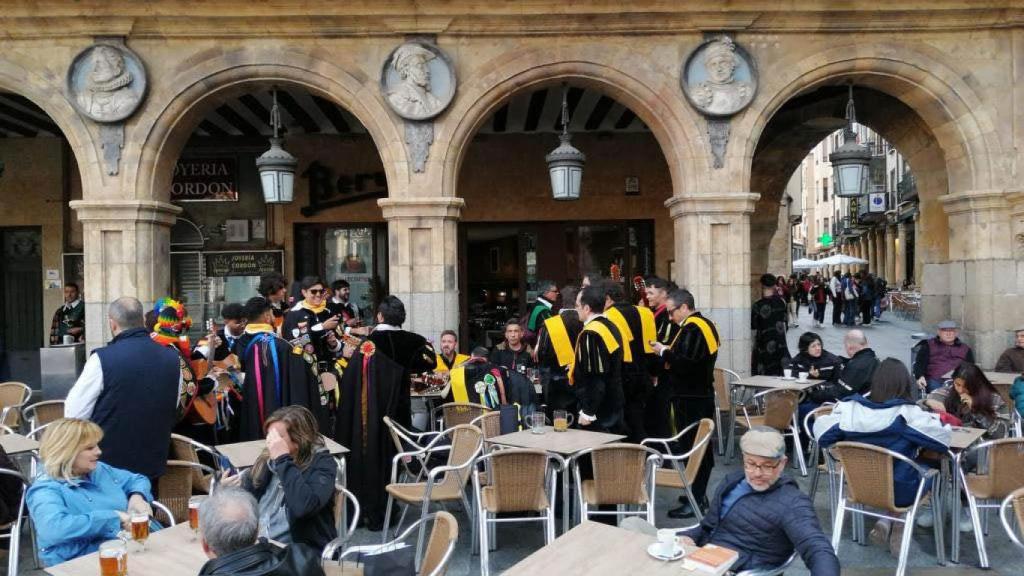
[234,297,327,441]
[535,285,583,417]
[365,295,437,429]
[602,280,658,443]
[570,284,625,434]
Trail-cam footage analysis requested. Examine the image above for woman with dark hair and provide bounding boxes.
[222,405,336,549]
[814,358,950,553]
[790,332,842,383]
[925,362,1009,439]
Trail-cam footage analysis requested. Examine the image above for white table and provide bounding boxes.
[215,435,348,469]
[46,523,206,576]
[0,432,38,455]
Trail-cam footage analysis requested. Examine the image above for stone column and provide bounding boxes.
[895,221,907,285]
[867,230,877,273]
[884,225,896,283]
[378,197,464,342]
[940,190,1022,367]
[666,192,759,375]
[70,199,181,350]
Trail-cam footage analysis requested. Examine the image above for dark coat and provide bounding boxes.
[198,541,325,576]
[819,347,879,402]
[243,450,337,550]
[661,312,719,398]
[912,336,975,381]
[788,350,842,384]
[367,328,436,429]
[683,471,840,575]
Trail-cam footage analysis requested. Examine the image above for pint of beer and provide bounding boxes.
[188,496,206,539]
[99,540,127,576]
[131,514,150,549]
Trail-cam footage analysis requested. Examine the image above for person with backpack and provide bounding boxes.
[842,273,858,327]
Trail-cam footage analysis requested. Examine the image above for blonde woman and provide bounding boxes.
[26,418,156,566]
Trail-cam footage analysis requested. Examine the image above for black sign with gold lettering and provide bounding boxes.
[171,158,239,202]
[205,252,282,277]
[300,161,387,216]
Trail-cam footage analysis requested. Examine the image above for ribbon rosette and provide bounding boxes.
[360,340,376,357]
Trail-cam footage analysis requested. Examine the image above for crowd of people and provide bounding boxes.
[6,266,1024,574]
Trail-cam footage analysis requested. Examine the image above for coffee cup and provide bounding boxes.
[62,335,75,345]
[783,368,792,379]
[656,529,678,557]
[798,371,810,382]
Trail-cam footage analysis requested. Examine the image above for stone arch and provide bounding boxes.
[128,47,406,204]
[438,51,704,201]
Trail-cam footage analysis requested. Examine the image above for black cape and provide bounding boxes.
[662,312,719,398]
[333,348,405,529]
[573,316,625,433]
[751,296,791,376]
[367,329,437,429]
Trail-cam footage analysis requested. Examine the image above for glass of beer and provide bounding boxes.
[130,513,150,551]
[553,409,574,432]
[189,496,205,539]
[99,539,127,576]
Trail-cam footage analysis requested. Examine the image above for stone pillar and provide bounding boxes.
[378,197,464,342]
[941,190,1022,367]
[885,225,896,283]
[766,199,792,275]
[895,221,907,285]
[867,230,877,273]
[70,199,181,350]
[666,192,759,375]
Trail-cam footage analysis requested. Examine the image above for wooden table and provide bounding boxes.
[949,426,986,451]
[46,523,207,576]
[984,371,1018,386]
[505,521,708,575]
[215,435,349,469]
[0,432,38,455]
[489,426,625,533]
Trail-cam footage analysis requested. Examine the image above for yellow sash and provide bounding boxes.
[637,306,657,354]
[604,307,634,363]
[569,320,621,385]
[450,366,471,403]
[544,315,575,367]
[435,353,469,373]
[682,315,719,355]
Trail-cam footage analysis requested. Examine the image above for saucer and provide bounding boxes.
[780,376,796,381]
[647,542,685,561]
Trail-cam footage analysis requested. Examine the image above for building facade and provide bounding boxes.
[2,1,1023,380]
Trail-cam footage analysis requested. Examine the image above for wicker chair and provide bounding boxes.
[991,382,1021,437]
[954,437,1024,568]
[328,512,458,576]
[641,418,714,521]
[170,434,220,494]
[0,467,28,575]
[470,411,503,441]
[431,402,490,430]
[571,443,662,526]
[712,368,741,457]
[383,416,442,484]
[737,388,807,476]
[999,486,1024,549]
[157,460,215,524]
[0,382,32,430]
[472,448,564,576]
[829,441,941,576]
[382,424,482,570]
[21,400,64,430]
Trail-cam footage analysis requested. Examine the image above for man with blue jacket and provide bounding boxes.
[679,427,840,575]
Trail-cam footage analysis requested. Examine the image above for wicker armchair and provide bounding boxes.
[712,368,741,457]
[829,441,942,576]
[328,512,458,576]
[472,449,564,576]
[954,437,1024,568]
[571,443,662,526]
[170,434,220,494]
[999,486,1024,549]
[382,424,482,570]
[157,460,215,524]
[0,382,32,430]
[21,400,64,431]
[470,411,502,441]
[737,388,806,476]
[431,402,490,430]
[641,418,714,521]
[383,416,442,484]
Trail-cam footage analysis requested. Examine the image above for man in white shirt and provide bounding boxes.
[828,271,843,327]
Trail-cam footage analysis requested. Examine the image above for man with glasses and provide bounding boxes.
[678,427,840,575]
[283,276,343,363]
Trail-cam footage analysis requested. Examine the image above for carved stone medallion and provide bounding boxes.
[681,35,757,118]
[67,42,147,123]
[380,41,456,121]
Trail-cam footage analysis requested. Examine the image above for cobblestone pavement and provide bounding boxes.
[16,304,1016,574]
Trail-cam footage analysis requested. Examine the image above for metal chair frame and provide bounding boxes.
[641,418,715,521]
[0,382,32,430]
[953,437,1024,568]
[712,368,741,457]
[321,485,362,563]
[570,443,663,526]
[0,467,28,576]
[21,400,65,431]
[383,416,442,484]
[158,460,216,524]
[472,449,565,576]
[829,442,941,576]
[999,486,1024,550]
[151,500,177,527]
[331,512,458,576]
[739,388,808,476]
[802,403,839,521]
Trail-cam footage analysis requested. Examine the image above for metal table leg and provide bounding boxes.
[951,454,962,563]
[562,462,571,534]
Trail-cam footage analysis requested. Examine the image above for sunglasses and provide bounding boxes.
[307,288,325,295]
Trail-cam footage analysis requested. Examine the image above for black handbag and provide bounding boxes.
[358,544,417,576]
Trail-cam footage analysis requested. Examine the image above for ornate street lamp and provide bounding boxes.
[545,84,585,201]
[256,88,298,204]
[829,84,871,198]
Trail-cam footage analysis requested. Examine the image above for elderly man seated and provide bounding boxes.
[913,320,975,392]
[995,325,1024,373]
[678,426,840,575]
[198,487,324,576]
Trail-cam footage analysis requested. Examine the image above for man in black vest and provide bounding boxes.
[64,297,180,486]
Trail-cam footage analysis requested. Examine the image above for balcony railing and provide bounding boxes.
[897,174,917,202]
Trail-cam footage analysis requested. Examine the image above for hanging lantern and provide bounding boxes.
[256,88,298,204]
[829,84,871,199]
[545,84,585,201]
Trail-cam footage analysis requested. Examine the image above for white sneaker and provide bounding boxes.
[916,506,934,528]
[959,508,975,533]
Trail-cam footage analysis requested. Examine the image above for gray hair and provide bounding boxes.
[844,329,868,348]
[199,487,259,557]
[108,297,144,329]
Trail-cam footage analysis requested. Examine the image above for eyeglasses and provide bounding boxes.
[307,289,325,295]
[666,306,680,314]
[742,459,782,474]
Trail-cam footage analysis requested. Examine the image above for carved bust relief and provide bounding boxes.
[380,42,456,121]
[682,36,757,118]
[67,43,147,123]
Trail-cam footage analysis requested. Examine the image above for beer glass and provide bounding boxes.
[130,513,150,551]
[189,496,205,539]
[530,412,546,434]
[99,539,127,576]
[553,409,574,432]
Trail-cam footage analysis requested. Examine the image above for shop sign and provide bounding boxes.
[171,158,239,202]
[205,251,281,277]
[300,161,387,216]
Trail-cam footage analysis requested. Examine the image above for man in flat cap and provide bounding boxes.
[912,320,975,392]
[678,426,839,575]
[995,325,1024,374]
[387,43,443,118]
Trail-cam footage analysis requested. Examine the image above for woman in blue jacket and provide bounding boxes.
[26,418,157,566]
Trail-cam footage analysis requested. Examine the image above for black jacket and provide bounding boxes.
[661,312,719,398]
[243,450,337,550]
[198,540,325,576]
[808,347,878,404]
[789,350,842,384]
[683,471,840,575]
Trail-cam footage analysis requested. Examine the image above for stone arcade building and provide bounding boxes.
[1,1,1022,378]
